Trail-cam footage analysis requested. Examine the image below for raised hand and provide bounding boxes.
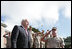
[41,30,51,42]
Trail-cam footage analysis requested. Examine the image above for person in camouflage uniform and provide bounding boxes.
[41,27,65,48]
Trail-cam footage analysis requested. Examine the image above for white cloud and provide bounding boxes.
[64,1,71,19]
[1,1,71,32]
[58,1,71,19]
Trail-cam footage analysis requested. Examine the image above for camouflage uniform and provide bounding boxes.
[29,31,34,48]
[46,37,65,48]
[40,34,45,48]
[34,33,41,48]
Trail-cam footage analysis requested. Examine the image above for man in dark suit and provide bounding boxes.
[11,19,31,48]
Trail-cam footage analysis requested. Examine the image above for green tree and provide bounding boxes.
[32,28,40,33]
[64,36,71,48]
[28,27,40,33]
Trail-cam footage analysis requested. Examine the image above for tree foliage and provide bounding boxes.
[64,36,71,48]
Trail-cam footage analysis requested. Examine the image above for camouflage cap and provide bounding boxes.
[52,27,57,30]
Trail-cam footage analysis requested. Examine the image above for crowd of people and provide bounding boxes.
[29,26,65,48]
[3,19,65,48]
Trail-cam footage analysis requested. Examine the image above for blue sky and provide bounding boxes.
[37,7,71,38]
[55,7,71,38]
[1,1,71,38]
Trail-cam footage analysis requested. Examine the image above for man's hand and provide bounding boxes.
[41,30,51,42]
[45,30,51,36]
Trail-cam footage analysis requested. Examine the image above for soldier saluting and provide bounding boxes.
[41,27,65,48]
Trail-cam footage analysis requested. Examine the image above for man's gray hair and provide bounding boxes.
[21,19,29,25]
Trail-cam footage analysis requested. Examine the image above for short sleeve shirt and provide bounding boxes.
[46,37,65,48]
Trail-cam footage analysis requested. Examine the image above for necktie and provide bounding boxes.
[26,30,28,36]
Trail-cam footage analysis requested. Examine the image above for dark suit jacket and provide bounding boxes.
[11,25,31,48]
